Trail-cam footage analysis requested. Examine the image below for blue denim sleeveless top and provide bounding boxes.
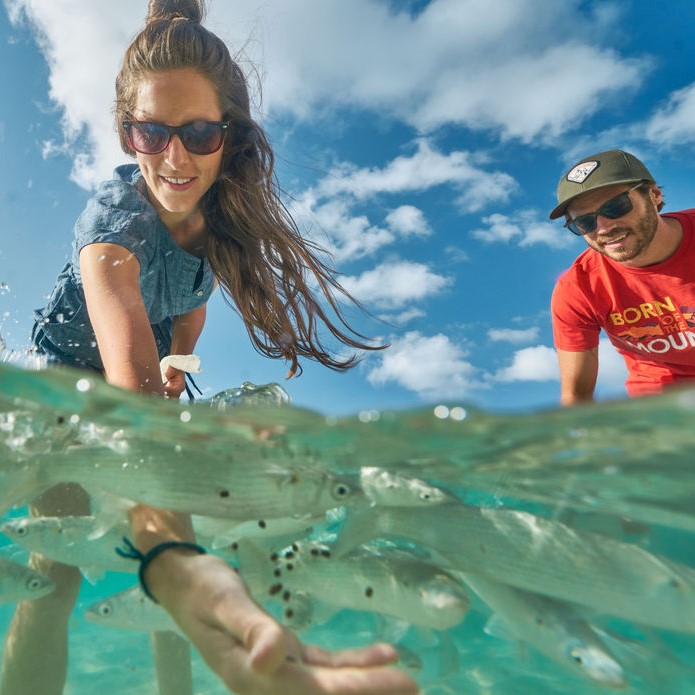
[32,164,215,370]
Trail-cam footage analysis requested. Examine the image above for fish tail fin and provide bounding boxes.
[333,503,381,558]
[0,470,49,516]
[87,490,135,539]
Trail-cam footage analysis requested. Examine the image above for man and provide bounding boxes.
[550,149,695,404]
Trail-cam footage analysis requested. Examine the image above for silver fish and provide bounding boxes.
[459,571,627,688]
[84,585,183,635]
[0,557,55,603]
[192,513,322,550]
[0,364,362,520]
[1,441,363,522]
[235,540,470,631]
[335,503,695,633]
[359,466,455,506]
[1,516,133,576]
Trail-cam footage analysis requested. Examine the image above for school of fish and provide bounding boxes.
[2,361,695,692]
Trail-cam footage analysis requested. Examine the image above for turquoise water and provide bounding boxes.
[1,361,695,694]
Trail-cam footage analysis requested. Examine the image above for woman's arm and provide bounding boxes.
[81,242,419,694]
[80,242,164,394]
[164,304,208,398]
[129,503,419,695]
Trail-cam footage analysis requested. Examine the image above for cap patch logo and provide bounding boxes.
[566,160,599,183]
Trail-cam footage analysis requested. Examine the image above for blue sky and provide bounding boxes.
[2,0,695,416]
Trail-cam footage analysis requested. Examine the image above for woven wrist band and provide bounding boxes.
[116,536,207,603]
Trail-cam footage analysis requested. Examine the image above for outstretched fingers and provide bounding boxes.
[301,641,400,669]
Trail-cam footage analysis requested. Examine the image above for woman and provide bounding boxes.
[0,1,418,694]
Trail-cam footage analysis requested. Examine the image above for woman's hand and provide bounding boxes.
[162,364,187,399]
[146,551,421,695]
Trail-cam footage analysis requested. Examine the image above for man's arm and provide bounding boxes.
[556,347,599,406]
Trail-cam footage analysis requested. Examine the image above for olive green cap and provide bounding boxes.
[549,149,655,219]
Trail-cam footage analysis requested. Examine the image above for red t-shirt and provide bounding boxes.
[552,210,695,396]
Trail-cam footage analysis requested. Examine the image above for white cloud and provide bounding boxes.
[385,205,431,237]
[317,139,516,212]
[367,330,482,400]
[488,327,539,344]
[342,260,451,310]
[443,245,470,263]
[210,0,647,141]
[291,196,395,263]
[597,337,628,394]
[472,213,520,244]
[8,0,650,189]
[472,210,574,249]
[293,139,518,263]
[495,345,559,382]
[645,83,695,146]
[494,339,628,397]
[380,307,426,326]
[8,0,139,187]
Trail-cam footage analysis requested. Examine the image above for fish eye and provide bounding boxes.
[26,577,43,591]
[98,603,113,617]
[569,648,585,665]
[15,525,28,537]
[331,482,351,499]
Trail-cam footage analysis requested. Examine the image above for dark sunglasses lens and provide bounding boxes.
[180,121,225,154]
[569,214,596,235]
[568,191,634,235]
[600,191,633,219]
[129,123,170,154]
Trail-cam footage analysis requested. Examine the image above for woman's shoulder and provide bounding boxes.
[74,165,160,255]
[91,164,150,214]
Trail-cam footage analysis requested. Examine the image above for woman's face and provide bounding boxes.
[130,68,224,229]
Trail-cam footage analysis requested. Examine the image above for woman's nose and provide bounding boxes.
[163,134,191,167]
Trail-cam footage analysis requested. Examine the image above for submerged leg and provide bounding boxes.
[152,631,193,695]
[0,483,90,695]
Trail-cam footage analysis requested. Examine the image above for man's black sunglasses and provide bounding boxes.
[123,120,230,156]
[565,182,647,236]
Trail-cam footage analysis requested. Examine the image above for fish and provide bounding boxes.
[334,503,695,633]
[0,439,364,523]
[191,513,323,550]
[590,625,695,693]
[0,365,368,521]
[1,516,134,579]
[234,539,470,631]
[359,466,455,507]
[458,571,627,688]
[0,556,55,603]
[84,585,183,635]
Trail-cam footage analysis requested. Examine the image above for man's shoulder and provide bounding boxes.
[559,247,602,280]
[664,208,695,232]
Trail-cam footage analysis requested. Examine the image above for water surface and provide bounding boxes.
[1,362,694,694]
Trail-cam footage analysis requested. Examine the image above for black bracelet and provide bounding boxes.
[115,537,207,603]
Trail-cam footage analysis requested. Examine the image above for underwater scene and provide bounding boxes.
[1,360,695,695]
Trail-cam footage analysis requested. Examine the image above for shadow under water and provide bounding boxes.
[1,361,695,694]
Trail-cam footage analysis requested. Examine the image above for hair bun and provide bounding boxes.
[146,0,205,25]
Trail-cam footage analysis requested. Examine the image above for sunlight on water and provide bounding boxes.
[1,361,695,694]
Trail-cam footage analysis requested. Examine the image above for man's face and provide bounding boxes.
[566,183,660,265]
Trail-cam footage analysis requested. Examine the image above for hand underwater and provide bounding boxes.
[145,551,422,695]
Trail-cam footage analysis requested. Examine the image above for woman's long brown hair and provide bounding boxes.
[115,0,386,376]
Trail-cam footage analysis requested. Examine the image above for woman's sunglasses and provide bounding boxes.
[565,182,647,236]
[123,120,230,156]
